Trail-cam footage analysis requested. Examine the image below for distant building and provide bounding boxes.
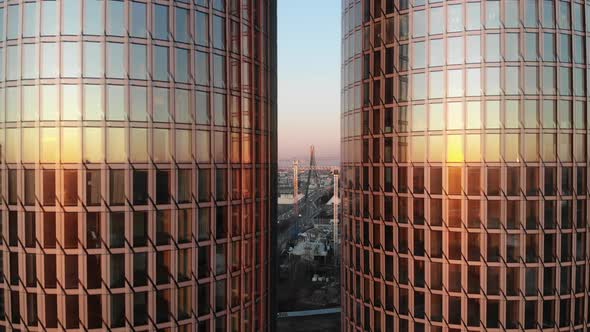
[342,1,590,331]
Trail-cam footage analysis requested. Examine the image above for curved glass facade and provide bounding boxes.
[0,0,275,330]
[342,1,590,331]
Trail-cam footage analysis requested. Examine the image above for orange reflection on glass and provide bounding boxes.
[130,128,147,162]
[41,127,58,162]
[153,129,170,162]
[411,136,426,162]
[176,129,191,162]
[22,127,38,163]
[84,127,104,163]
[107,127,126,162]
[447,135,464,162]
[6,128,18,163]
[485,134,500,162]
[465,134,481,162]
[429,135,444,162]
[62,128,81,163]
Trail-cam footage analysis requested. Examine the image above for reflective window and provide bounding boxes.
[62,42,81,77]
[153,129,170,162]
[213,55,226,88]
[107,0,125,36]
[84,42,103,78]
[505,0,519,28]
[542,0,555,28]
[525,33,538,61]
[447,37,463,65]
[466,36,480,63]
[429,7,443,35]
[107,128,126,162]
[84,127,104,162]
[41,1,58,36]
[175,48,189,83]
[84,0,103,35]
[485,1,500,28]
[130,44,147,79]
[23,2,39,37]
[7,5,19,40]
[505,33,519,61]
[175,7,190,42]
[558,1,570,29]
[23,44,38,79]
[466,3,481,30]
[63,0,81,35]
[107,85,126,121]
[107,43,125,78]
[153,46,169,81]
[524,0,538,28]
[153,87,170,122]
[130,86,147,121]
[6,46,19,81]
[543,33,556,61]
[196,11,209,46]
[213,15,226,49]
[447,4,463,32]
[213,93,226,126]
[130,128,147,162]
[41,43,58,78]
[559,34,571,62]
[196,90,210,125]
[196,51,210,85]
[485,34,500,62]
[175,89,191,123]
[413,10,425,37]
[154,4,169,40]
[62,85,81,120]
[131,2,147,38]
[84,85,104,120]
[23,86,38,121]
[429,39,444,67]
[41,85,58,120]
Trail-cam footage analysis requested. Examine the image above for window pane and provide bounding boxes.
[196,11,209,46]
[84,85,104,120]
[130,44,147,79]
[41,1,57,36]
[130,86,147,121]
[107,128,126,162]
[213,93,226,126]
[84,0,103,35]
[62,42,81,78]
[175,7,190,42]
[41,43,58,78]
[195,91,210,125]
[84,128,104,162]
[107,0,125,36]
[153,46,169,81]
[22,44,38,79]
[41,128,58,162]
[196,51,210,85]
[62,85,81,120]
[153,129,170,162]
[213,15,225,49]
[62,128,81,163]
[7,46,19,81]
[447,4,463,32]
[84,42,103,78]
[131,2,147,37]
[22,86,39,121]
[213,55,226,88]
[175,48,189,83]
[130,128,148,162]
[175,89,190,123]
[429,7,443,35]
[153,87,170,122]
[107,43,125,78]
[466,3,481,30]
[23,2,39,37]
[154,4,169,40]
[7,5,19,40]
[107,85,126,120]
[41,85,58,120]
[63,0,81,35]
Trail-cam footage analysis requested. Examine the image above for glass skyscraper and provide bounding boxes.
[0,0,276,330]
[342,1,590,330]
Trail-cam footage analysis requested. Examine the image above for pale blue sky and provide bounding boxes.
[278,0,341,163]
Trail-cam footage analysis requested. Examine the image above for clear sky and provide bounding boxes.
[278,0,341,164]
